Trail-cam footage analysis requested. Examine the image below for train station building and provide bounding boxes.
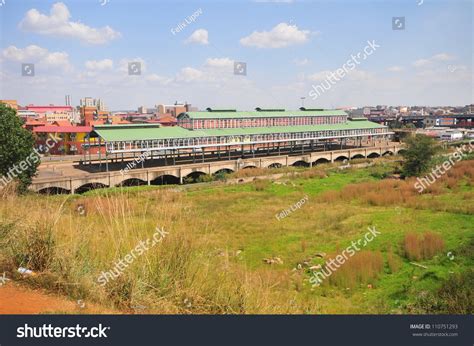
[84,108,393,171]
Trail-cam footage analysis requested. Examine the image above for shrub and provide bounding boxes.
[253,179,270,191]
[403,231,444,261]
[319,251,384,289]
[414,269,474,314]
[387,250,402,273]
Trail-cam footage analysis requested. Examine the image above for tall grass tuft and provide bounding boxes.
[323,251,384,289]
[403,231,445,261]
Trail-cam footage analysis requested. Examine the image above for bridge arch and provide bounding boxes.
[184,171,209,183]
[382,151,394,156]
[267,163,282,169]
[213,168,234,176]
[242,165,257,170]
[117,178,147,187]
[151,174,180,185]
[292,160,310,167]
[313,158,330,165]
[367,152,381,158]
[334,155,349,162]
[38,186,70,195]
[75,182,109,194]
[351,154,365,160]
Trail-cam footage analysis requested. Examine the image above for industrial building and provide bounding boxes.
[84,108,393,171]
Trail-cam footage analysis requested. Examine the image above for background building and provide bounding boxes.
[80,97,108,111]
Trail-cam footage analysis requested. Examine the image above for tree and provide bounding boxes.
[401,134,440,177]
[0,103,40,193]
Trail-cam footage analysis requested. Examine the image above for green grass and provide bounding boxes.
[0,158,472,314]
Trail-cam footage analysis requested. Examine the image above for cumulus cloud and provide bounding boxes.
[176,67,205,82]
[205,57,233,68]
[240,23,312,48]
[185,29,209,45]
[19,2,121,45]
[2,45,72,72]
[146,74,172,85]
[85,59,114,71]
[432,53,455,61]
[413,53,456,68]
[413,59,431,68]
[118,58,147,74]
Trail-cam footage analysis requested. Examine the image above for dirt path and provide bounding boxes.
[0,283,108,314]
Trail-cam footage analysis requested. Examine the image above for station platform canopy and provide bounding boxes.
[89,120,387,143]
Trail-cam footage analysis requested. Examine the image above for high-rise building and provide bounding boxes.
[156,102,194,117]
[80,97,107,111]
[65,95,71,106]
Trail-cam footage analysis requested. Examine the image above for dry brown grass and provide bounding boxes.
[403,231,445,261]
[316,160,474,213]
[387,250,402,273]
[320,251,384,289]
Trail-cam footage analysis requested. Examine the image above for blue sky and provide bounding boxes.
[0,0,472,110]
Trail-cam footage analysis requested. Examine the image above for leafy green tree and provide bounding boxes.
[401,134,440,177]
[0,103,40,193]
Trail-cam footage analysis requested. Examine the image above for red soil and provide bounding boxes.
[0,283,109,314]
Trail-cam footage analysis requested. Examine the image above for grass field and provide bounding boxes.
[0,157,472,314]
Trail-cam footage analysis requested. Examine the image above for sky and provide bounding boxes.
[0,0,472,111]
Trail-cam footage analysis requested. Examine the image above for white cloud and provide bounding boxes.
[413,53,456,68]
[146,74,172,85]
[387,66,404,72]
[432,53,455,61]
[185,29,209,45]
[19,2,121,45]
[307,70,332,82]
[205,57,233,68]
[118,58,147,74]
[85,59,114,71]
[1,45,72,72]
[293,58,309,66]
[176,67,204,82]
[240,23,312,48]
[413,59,431,67]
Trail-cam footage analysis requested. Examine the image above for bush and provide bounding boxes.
[401,134,440,177]
[253,179,270,191]
[414,270,474,314]
[318,251,384,288]
[403,231,444,261]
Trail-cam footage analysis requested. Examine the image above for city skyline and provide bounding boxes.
[0,0,472,110]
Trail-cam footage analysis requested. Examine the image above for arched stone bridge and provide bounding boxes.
[30,144,403,194]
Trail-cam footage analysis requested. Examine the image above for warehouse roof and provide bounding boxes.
[90,120,386,142]
[178,109,348,119]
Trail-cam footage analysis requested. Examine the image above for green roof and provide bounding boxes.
[182,110,347,119]
[91,120,387,142]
